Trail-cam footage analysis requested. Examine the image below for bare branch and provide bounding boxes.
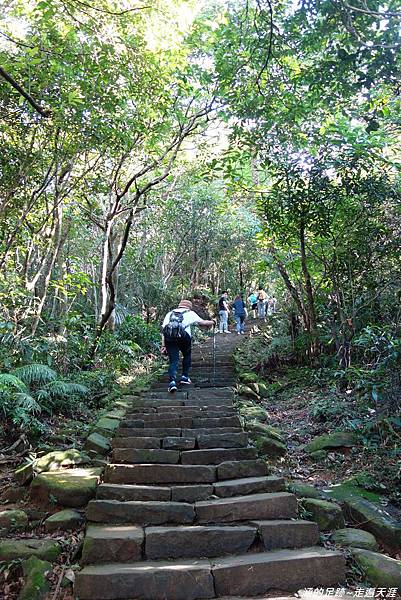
[0,65,51,117]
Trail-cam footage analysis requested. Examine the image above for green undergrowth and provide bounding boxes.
[234,323,401,508]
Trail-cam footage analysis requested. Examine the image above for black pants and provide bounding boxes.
[165,333,192,382]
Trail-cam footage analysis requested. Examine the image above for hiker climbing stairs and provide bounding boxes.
[75,332,345,599]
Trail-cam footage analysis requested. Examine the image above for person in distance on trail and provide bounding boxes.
[161,299,215,393]
[257,286,268,319]
[232,293,247,335]
[247,290,258,319]
[218,290,231,334]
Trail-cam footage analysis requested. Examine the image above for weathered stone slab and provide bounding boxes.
[117,428,181,438]
[198,432,248,449]
[344,496,401,549]
[252,519,319,550]
[196,492,297,523]
[85,432,111,455]
[112,448,180,464]
[0,538,61,561]
[300,498,345,531]
[82,525,144,564]
[145,524,257,559]
[104,463,216,484]
[212,548,345,596]
[163,437,194,450]
[183,427,242,438]
[87,499,195,525]
[112,437,161,449]
[19,556,51,600]
[181,447,256,465]
[140,417,193,428]
[44,508,84,532]
[119,419,146,428]
[97,483,171,502]
[350,548,401,587]
[193,416,241,428]
[331,528,378,551]
[75,559,215,600]
[305,431,357,453]
[217,460,268,480]
[30,468,102,507]
[171,485,213,503]
[214,476,285,498]
[35,449,91,473]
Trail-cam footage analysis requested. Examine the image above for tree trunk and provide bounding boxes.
[299,221,319,357]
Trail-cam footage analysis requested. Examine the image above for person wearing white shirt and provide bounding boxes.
[161,299,215,393]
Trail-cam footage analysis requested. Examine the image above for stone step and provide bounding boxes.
[75,547,345,599]
[112,448,180,464]
[217,459,268,480]
[144,524,257,559]
[171,484,214,503]
[162,437,196,450]
[251,519,319,550]
[192,416,241,428]
[213,476,285,498]
[195,492,297,524]
[185,398,233,407]
[121,417,193,428]
[181,447,257,465]
[197,432,249,448]
[212,548,345,596]
[129,405,235,415]
[75,558,214,600]
[97,483,171,502]
[104,463,216,484]
[87,499,195,525]
[81,524,144,564]
[183,427,243,437]
[112,437,161,449]
[125,410,237,420]
[117,428,182,438]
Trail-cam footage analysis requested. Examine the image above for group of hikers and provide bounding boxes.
[218,287,277,334]
[160,287,276,393]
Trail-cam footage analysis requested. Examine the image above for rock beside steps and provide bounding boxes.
[76,340,345,598]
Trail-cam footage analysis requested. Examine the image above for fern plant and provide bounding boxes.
[12,363,57,386]
[0,363,89,435]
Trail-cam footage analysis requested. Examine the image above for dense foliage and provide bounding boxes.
[1,0,401,440]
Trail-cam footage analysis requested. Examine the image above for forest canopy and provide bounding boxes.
[1,0,401,433]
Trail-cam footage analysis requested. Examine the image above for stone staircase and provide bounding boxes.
[75,332,345,599]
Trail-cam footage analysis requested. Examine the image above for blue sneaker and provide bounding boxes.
[180,376,192,385]
[168,381,177,393]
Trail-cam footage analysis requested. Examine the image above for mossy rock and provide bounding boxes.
[84,432,111,456]
[240,405,268,422]
[15,462,35,485]
[239,372,260,384]
[300,498,345,531]
[0,538,61,561]
[237,384,259,400]
[351,548,401,587]
[93,417,120,433]
[308,450,328,462]
[324,481,381,503]
[344,496,401,550]
[19,556,51,600]
[44,509,84,532]
[331,528,378,551]
[256,435,287,459]
[0,509,28,533]
[35,449,91,474]
[30,467,102,507]
[247,422,284,443]
[305,431,358,453]
[287,482,323,499]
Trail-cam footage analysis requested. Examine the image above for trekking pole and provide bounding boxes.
[212,323,216,387]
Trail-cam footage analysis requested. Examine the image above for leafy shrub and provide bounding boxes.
[117,315,160,353]
[0,364,89,436]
